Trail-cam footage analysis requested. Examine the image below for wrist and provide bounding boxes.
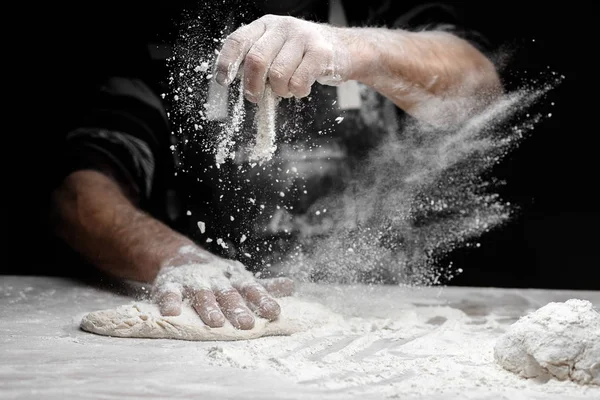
[335,26,397,84]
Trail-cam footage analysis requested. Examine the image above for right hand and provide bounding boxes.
[215,14,354,102]
[151,245,294,330]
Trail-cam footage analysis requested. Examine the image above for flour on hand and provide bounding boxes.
[80,296,339,341]
[494,299,600,386]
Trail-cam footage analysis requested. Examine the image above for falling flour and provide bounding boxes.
[214,82,279,166]
[248,84,279,164]
[215,78,246,165]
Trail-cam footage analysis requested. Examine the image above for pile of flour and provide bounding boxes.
[495,299,599,385]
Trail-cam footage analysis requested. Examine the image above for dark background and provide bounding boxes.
[11,2,598,290]
[146,2,598,290]
[441,4,599,290]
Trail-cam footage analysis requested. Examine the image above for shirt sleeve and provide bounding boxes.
[60,76,171,208]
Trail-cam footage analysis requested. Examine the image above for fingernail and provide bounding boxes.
[236,314,255,329]
[261,300,281,319]
[208,310,225,326]
[215,72,229,86]
[244,89,259,103]
[261,299,279,313]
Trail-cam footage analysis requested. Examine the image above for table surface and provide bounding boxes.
[1,275,599,400]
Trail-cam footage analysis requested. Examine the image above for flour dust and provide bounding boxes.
[273,81,561,285]
[165,6,564,287]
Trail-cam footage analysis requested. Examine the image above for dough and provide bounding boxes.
[80,296,338,341]
[494,299,599,385]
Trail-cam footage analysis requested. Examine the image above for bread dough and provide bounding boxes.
[80,296,338,341]
[494,299,599,385]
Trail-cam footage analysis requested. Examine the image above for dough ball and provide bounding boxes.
[494,299,599,385]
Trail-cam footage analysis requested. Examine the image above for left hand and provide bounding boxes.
[151,245,294,330]
[214,14,353,102]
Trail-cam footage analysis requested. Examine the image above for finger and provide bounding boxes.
[236,282,281,321]
[289,49,324,98]
[214,286,255,330]
[243,31,287,103]
[267,40,304,98]
[191,288,226,328]
[215,20,267,87]
[258,277,295,298]
[155,286,183,317]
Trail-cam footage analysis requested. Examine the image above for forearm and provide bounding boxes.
[50,170,195,282]
[339,27,502,125]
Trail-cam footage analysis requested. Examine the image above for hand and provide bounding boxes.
[151,245,294,330]
[215,14,352,102]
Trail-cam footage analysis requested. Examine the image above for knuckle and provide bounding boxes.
[224,32,246,49]
[289,77,310,97]
[268,66,287,80]
[244,51,268,72]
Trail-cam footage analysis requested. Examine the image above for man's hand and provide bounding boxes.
[152,245,294,330]
[215,15,352,103]
[214,14,502,127]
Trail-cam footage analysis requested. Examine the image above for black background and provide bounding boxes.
[440,4,599,290]
[11,2,598,290]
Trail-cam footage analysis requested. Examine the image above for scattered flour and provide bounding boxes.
[494,299,600,386]
[213,81,279,166]
[215,78,246,164]
[248,84,279,164]
[192,295,597,398]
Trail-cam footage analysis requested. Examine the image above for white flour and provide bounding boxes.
[214,81,279,166]
[249,84,279,164]
[4,277,598,399]
[197,296,597,398]
[494,299,600,386]
[215,79,246,165]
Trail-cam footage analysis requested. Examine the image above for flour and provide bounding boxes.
[153,245,256,293]
[248,84,279,164]
[215,79,246,164]
[494,299,600,386]
[188,292,596,398]
[212,80,279,166]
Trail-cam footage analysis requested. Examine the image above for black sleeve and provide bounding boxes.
[45,4,178,223]
[61,77,171,209]
[6,4,183,275]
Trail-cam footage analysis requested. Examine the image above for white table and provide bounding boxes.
[1,276,599,399]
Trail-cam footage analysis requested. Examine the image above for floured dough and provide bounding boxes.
[494,299,600,385]
[80,296,338,341]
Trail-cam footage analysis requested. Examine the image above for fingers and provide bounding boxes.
[236,282,281,321]
[259,277,295,298]
[268,41,304,98]
[289,47,326,98]
[215,20,266,87]
[155,286,183,317]
[190,288,226,328]
[241,30,288,102]
[214,287,256,330]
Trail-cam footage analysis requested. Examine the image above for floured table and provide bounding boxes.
[1,275,599,399]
